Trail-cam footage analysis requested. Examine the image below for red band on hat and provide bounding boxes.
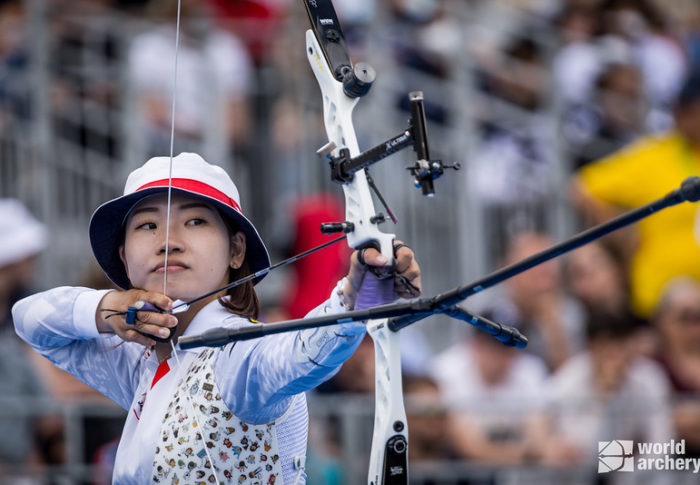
[137,178,242,213]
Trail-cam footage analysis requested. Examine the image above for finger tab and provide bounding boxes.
[125,307,138,325]
[136,301,160,312]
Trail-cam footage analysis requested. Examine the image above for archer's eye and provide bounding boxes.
[186,218,206,226]
[136,222,157,230]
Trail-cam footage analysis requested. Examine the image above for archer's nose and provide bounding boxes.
[158,225,184,254]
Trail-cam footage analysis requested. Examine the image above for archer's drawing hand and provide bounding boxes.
[343,241,422,310]
[96,290,178,346]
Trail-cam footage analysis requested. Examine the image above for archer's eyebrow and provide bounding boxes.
[129,206,159,217]
[177,202,216,212]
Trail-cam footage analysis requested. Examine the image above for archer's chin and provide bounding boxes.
[157,281,201,302]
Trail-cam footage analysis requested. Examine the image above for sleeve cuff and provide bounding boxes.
[327,278,365,336]
[73,289,114,339]
[328,277,350,313]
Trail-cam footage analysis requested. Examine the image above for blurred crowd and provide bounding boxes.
[2,0,700,483]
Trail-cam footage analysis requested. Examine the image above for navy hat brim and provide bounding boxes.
[89,187,271,290]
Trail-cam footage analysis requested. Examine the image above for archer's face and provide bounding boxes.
[119,192,246,301]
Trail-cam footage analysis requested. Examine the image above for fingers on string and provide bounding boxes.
[392,241,421,296]
[118,291,176,343]
[133,308,177,328]
[128,305,177,339]
[392,241,414,272]
[134,291,174,312]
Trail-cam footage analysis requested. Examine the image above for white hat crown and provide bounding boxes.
[124,153,241,208]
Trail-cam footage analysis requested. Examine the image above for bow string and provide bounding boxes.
[162,2,222,483]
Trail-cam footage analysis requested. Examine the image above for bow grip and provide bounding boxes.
[358,240,397,280]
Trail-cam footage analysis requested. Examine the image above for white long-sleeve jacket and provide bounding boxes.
[13,283,365,484]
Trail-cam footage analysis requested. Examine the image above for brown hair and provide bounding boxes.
[218,210,260,320]
[218,260,260,320]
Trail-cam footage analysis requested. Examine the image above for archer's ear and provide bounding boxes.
[230,232,247,269]
[118,245,129,277]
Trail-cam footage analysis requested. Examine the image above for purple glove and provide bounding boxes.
[354,272,396,310]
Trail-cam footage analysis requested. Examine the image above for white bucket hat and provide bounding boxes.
[89,153,270,289]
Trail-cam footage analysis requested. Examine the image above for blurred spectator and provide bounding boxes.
[544,311,673,469]
[389,0,457,123]
[127,0,253,158]
[599,0,687,120]
[566,241,630,316]
[482,231,585,371]
[0,199,46,320]
[652,278,700,457]
[472,36,557,259]
[688,12,700,70]
[0,199,48,474]
[0,0,29,130]
[555,0,686,142]
[317,334,375,394]
[281,194,351,320]
[480,36,548,114]
[564,60,646,168]
[310,335,375,485]
[572,70,700,317]
[206,0,286,64]
[49,0,122,161]
[567,240,656,358]
[403,374,452,462]
[429,321,549,465]
[389,0,448,79]
[327,0,376,50]
[552,3,602,107]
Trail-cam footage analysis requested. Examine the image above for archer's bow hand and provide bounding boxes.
[342,240,422,310]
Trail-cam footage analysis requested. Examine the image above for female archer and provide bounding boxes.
[12,152,421,484]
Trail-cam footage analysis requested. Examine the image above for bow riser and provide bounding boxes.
[305,30,395,262]
[367,320,408,485]
[306,28,408,484]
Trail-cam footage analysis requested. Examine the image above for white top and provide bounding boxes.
[128,27,252,134]
[429,340,548,433]
[13,285,364,484]
[552,41,601,105]
[547,352,673,460]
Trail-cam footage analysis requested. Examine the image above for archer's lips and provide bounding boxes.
[153,262,189,274]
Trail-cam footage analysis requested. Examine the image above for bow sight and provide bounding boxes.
[318,91,461,204]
